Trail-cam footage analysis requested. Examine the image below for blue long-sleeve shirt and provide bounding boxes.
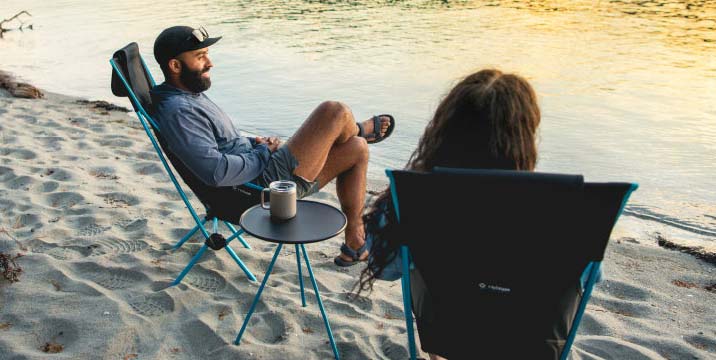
[149,83,270,187]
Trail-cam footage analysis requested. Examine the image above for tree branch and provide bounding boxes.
[0,11,32,33]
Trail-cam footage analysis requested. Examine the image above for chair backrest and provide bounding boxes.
[109,43,261,224]
[387,168,636,359]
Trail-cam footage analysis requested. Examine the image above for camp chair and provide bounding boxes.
[385,167,637,359]
[110,42,260,284]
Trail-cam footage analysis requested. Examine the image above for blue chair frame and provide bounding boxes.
[385,168,638,360]
[110,52,258,284]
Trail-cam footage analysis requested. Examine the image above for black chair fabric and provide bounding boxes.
[390,168,632,359]
[111,43,260,223]
[111,42,153,112]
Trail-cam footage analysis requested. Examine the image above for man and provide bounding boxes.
[149,26,395,267]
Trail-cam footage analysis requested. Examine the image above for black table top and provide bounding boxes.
[239,200,347,244]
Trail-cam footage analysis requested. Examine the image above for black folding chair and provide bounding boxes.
[110,42,262,284]
[385,167,637,359]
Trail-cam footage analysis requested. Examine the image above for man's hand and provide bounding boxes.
[255,136,281,152]
[266,137,281,152]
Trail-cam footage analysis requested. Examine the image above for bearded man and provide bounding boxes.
[149,26,396,267]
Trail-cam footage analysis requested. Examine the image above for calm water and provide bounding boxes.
[1,1,715,243]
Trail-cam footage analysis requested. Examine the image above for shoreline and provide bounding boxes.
[1,71,714,264]
[1,75,714,359]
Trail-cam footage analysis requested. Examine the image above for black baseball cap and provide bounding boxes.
[153,26,221,67]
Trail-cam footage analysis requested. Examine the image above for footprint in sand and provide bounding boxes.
[33,318,79,353]
[44,192,84,209]
[589,296,654,319]
[90,237,149,256]
[179,319,227,353]
[132,162,164,176]
[36,136,65,152]
[32,181,59,193]
[577,312,612,336]
[248,312,290,344]
[135,151,157,161]
[87,167,119,180]
[11,213,40,230]
[102,329,141,360]
[44,269,103,296]
[683,334,716,353]
[29,240,90,261]
[75,223,111,237]
[0,198,15,213]
[75,141,94,150]
[338,292,375,313]
[15,114,38,124]
[98,192,140,208]
[126,292,175,317]
[42,119,63,129]
[0,147,37,160]
[67,117,89,128]
[72,262,149,290]
[7,175,35,190]
[184,267,227,293]
[0,135,17,145]
[376,335,410,360]
[153,187,183,201]
[113,218,148,233]
[598,279,651,301]
[42,168,75,182]
[88,124,107,133]
[98,138,134,148]
[0,166,15,182]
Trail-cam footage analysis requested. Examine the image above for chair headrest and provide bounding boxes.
[388,168,629,263]
[111,42,154,112]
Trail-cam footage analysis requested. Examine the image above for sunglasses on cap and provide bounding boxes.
[188,26,209,43]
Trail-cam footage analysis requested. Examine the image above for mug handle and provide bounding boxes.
[260,188,271,210]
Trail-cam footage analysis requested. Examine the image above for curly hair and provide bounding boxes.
[355,69,541,296]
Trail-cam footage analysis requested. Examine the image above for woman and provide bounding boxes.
[357,68,541,360]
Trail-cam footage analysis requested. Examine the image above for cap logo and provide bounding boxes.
[190,26,209,43]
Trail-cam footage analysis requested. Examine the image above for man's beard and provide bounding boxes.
[179,60,211,93]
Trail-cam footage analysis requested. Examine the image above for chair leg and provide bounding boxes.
[224,221,251,249]
[235,243,283,345]
[172,243,209,286]
[401,246,417,360]
[561,262,601,360]
[300,244,339,360]
[296,244,306,307]
[224,242,257,282]
[173,218,207,250]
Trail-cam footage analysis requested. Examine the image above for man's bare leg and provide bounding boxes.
[286,101,390,261]
[313,137,369,262]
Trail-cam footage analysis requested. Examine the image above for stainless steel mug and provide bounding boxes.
[261,180,297,221]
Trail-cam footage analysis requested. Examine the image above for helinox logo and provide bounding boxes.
[233,186,252,196]
[478,282,512,294]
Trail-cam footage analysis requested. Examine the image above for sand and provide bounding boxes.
[0,87,714,359]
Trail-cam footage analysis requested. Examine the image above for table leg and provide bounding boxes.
[300,244,340,360]
[224,243,257,282]
[224,221,252,249]
[235,243,284,345]
[295,244,306,307]
[172,243,208,286]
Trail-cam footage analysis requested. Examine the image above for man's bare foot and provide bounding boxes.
[357,115,392,142]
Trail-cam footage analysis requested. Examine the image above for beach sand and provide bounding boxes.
[0,87,714,359]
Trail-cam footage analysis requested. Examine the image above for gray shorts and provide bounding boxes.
[255,145,319,199]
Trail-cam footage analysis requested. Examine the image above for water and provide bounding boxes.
[1,1,715,244]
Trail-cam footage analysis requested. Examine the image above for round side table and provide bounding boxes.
[234,200,347,359]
